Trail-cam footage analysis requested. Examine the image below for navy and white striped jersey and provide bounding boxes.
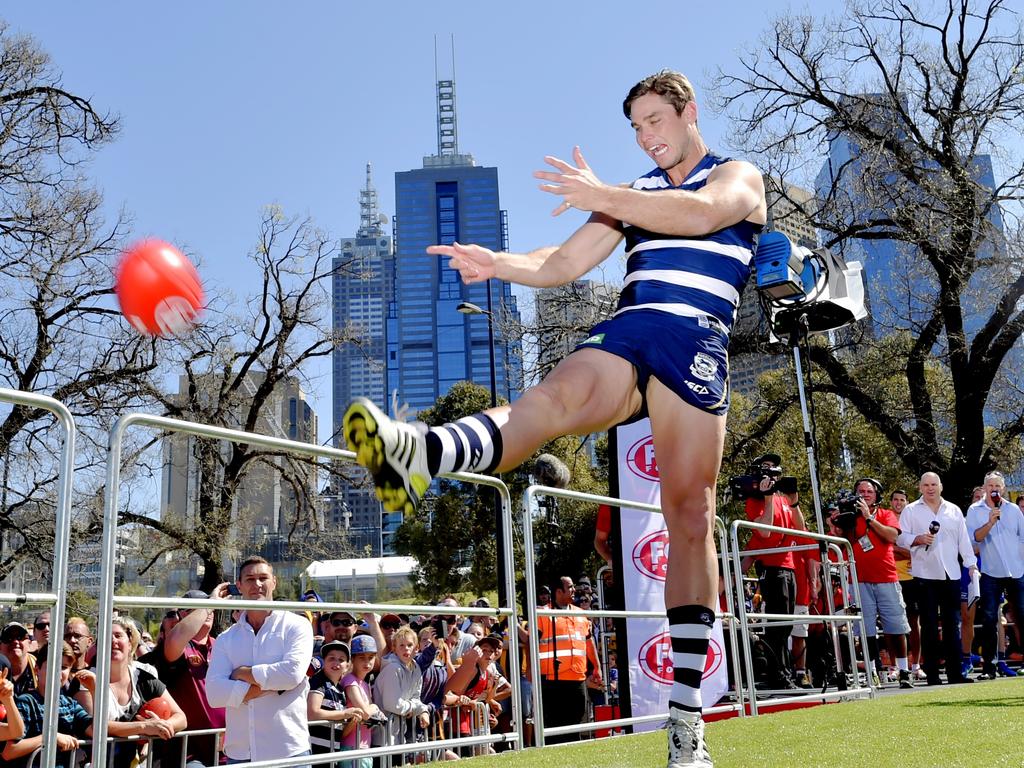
[617,152,761,334]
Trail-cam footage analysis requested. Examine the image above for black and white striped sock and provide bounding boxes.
[424,413,503,476]
[667,604,715,713]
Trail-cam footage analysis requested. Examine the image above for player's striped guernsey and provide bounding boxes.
[616,152,761,334]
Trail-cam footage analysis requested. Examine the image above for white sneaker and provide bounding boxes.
[343,397,432,515]
[667,709,713,768]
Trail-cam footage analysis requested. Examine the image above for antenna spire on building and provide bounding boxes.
[426,35,473,168]
[357,162,381,237]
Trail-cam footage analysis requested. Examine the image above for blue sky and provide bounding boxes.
[1,0,861,439]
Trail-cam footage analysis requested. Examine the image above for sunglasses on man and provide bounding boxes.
[380,621,401,630]
[331,618,355,628]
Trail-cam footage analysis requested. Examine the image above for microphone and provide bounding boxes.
[990,490,1002,508]
[534,453,571,489]
[926,520,940,550]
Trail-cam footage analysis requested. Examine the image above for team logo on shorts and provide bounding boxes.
[581,333,605,345]
[690,352,718,382]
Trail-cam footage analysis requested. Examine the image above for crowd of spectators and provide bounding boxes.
[739,467,1023,692]
[0,469,1019,764]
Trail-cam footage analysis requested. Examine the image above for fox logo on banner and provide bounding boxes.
[615,419,728,731]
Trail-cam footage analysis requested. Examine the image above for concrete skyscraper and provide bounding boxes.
[331,164,393,555]
[389,74,522,414]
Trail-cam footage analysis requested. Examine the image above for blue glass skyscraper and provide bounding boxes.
[388,78,522,414]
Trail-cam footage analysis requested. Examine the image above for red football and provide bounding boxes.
[137,697,173,720]
[115,239,204,336]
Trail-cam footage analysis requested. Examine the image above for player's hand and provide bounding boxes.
[855,498,871,518]
[534,146,608,216]
[426,242,498,284]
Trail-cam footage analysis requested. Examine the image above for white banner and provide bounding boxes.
[616,418,728,730]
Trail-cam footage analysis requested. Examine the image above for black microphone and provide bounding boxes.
[926,520,940,550]
[990,490,1002,508]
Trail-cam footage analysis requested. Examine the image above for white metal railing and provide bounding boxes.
[93,411,522,767]
[520,485,745,746]
[729,520,875,714]
[0,388,76,768]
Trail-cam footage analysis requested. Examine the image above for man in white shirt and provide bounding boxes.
[965,470,1024,679]
[895,473,978,685]
[207,556,314,763]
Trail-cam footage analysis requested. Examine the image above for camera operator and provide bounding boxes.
[744,453,805,688]
[828,478,912,688]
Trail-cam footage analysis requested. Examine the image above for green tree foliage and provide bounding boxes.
[717,0,1024,503]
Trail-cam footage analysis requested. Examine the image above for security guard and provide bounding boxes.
[537,576,602,743]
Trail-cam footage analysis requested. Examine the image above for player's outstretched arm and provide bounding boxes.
[426,213,622,289]
[536,147,764,236]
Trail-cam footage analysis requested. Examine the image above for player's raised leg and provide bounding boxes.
[646,376,725,768]
[344,348,641,514]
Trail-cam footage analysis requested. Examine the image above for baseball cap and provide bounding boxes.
[349,634,378,655]
[0,622,29,642]
[476,634,502,650]
[473,597,491,608]
[330,611,356,621]
[320,640,351,659]
[182,589,208,600]
[303,589,324,602]
[380,613,402,626]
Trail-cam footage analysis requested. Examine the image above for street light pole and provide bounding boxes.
[457,298,504,605]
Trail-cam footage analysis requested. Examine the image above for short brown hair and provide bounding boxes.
[623,70,696,120]
[238,556,272,577]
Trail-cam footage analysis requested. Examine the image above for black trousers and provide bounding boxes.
[540,678,586,744]
[916,576,963,681]
[759,565,796,678]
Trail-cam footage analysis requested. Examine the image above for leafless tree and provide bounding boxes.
[0,23,160,582]
[715,0,1024,501]
[118,208,365,592]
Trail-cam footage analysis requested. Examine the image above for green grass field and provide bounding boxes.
[463,680,1024,767]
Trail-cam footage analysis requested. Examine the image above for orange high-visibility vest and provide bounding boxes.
[537,612,591,681]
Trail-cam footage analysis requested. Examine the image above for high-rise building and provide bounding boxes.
[330,164,392,555]
[731,179,818,398]
[388,76,523,414]
[534,280,618,379]
[815,96,1004,336]
[160,372,318,581]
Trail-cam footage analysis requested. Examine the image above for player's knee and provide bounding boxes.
[662,491,715,542]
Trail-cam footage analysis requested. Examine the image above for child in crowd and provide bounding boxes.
[1,642,91,768]
[374,626,430,753]
[341,634,385,768]
[308,640,366,765]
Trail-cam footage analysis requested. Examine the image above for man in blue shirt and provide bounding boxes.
[965,471,1024,678]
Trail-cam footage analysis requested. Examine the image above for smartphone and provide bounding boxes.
[226,584,241,597]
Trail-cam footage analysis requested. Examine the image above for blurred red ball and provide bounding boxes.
[115,239,204,336]
[137,697,173,720]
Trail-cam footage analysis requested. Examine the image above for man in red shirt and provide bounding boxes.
[745,454,805,687]
[829,478,912,688]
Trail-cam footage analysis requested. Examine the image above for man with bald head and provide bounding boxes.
[896,472,978,684]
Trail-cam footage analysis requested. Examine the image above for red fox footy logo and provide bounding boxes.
[626,436,659,481]
[638,631,723,685]
[632,530,670,582]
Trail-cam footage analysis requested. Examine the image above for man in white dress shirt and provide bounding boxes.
[965,470,1024,679]
[207,556,314,763]
[895,473,978,685]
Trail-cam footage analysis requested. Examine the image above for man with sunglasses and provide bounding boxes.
[30,612,50,652]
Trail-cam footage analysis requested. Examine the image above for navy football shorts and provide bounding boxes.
[574,308,730,418]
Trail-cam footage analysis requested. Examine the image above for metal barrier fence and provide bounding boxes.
[92,410,523,768]
[0,387,895,763]
[520,484,746,746]
[0,387,76,768]
[728,519,875,715]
